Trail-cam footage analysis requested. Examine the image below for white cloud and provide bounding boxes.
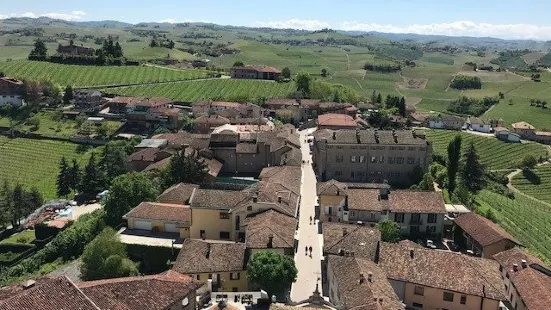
[0,10,85,21]
[254,19,331,31]
[253,18,551,40]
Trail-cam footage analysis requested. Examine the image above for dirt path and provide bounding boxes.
[353,78,363,89]
[506,162,551,208]
[346,53,350,70]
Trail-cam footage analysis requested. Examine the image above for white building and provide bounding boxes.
[0,95,25,107]
[469,117,491,133]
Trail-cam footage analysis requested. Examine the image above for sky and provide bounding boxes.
[2,0,551,40]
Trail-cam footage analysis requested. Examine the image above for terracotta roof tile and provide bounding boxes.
[346,189,446,214]
[493,248,551,310]
[77,271,203,310]
[317,179,348,196]
[123,202,191,224]
[236,143,258,154]
[328,255,404,310]
[158,183,199,204]
[173,239,246,273]
[0,276,100,310]
[512,122,535,130]
[314,129,429,145]
[379,242,506,300]
[318,113,357,128]
[323,223,381,260]
[246,210,297,249]
[455,212,520,247]
[190,189,250,210]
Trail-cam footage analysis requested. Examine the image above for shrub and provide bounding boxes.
[520,154,537,169]
[450,75,482,90]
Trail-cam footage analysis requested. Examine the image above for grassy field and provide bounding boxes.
[0,230,35,245]
[108,79,296,102]
[476,190,551,264]
[512,165,551,205]
[14,111,122,138]
[0,137,98,199]
[425,130,549,170]
[0,60,210,87]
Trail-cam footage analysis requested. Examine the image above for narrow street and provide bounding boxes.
[290,129,322,302]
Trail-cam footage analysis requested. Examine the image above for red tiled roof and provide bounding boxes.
[158,183,199,204]
[77,270,203,310]
[0,276,100,310]
[317,113,357,127]
[346,189,446,213]
[173,239,246,273]
[493,248,551,310]
[454,212,520,247]
[235,65,281,73]
[512,122,535,130]
[123,201,191,224]
[245,210,297,249]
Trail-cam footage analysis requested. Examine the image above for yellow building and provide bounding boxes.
[379,242,507,310]
[317,179,347,223]
[173,239,248,292]
[123,202,191,238]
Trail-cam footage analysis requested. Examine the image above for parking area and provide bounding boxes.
[71,203,102,220]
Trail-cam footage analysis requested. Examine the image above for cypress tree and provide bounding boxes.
[461,142,485,192]
[447,135,462,193]
[57,156,71,198]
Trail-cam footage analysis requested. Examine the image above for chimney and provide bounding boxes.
[332,131,336,140]
[278,196,282,203]
[356,128,361,144]
[206,243,211,258]
[267,234,274,248]
[359,273,365,284]
[22,280,36,290]
[521,259,528,268]
[253,196,258,203]
[378,298,383,305]
[367,272,373,283]
[410,249,414,259]
[337,189,340,196]
[513,263,519,272]
[342,228,348,236]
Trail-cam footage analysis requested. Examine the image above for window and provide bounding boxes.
[351,146,358,149]
[388,157,395,164]
[232,287,238,292]
[219,231,230,240]
[327,145,333,149]
[410,226,420,234]
[336,155,344,163]
[351,171,355,178]
[398,146,405,150]
[389,146,396,150]
[427,213,437,223]
[336,146,343,149]
[408,146,416,151]
[196,274,201,280]
[395,213,404,223]
[419,147,426,151]
[335,171,343,176]
[460,295,467,305]
[412,303,423,308]
[350,155,356,163]
[443,292,454,302]
[397,157,404,164]
[357,172,364,178]
[219,212,230,219]
[359,156,365,163]
[360,146,367,149]
[379,156,384,163]
[407,157,415,164]
[427,226,436,233]
[370,156,377,163]
[230,272,240,280]
[414,286,424,296]
[208,274,212,279]
[200,230,206,238]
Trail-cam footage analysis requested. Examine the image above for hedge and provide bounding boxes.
[0,243,36,266]
[126,243,180,274]
[34,222,62,240]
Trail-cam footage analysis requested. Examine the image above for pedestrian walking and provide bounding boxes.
[309,216,312,224]
[305,246,308,255]
[309,246,313,256]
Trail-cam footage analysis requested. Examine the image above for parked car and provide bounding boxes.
[96,190,109,200]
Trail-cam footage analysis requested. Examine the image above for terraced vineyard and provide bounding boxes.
[426,130,549,170]
[0,61,210,87]
[476,190,551,264]
[108,79,295,102]
[512,165,551,205]
[0,137,97,199]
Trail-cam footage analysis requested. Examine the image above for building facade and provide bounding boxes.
[313,129,432,185]
[230,66,281,80]
[74,90,102,112]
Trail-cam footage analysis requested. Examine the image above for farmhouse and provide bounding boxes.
[494,127,521,143]
[468,116,491,133]
[454,212,520,258]
[427,114,465,130]
[0,77,26,107]
[123,201,191,237]
[230,65,281,80]
[57,44,95,56]
[511,121,551,145]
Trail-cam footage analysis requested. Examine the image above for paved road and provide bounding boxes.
[290,129,322,302]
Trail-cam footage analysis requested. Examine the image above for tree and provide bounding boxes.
[29,39,47,58]
[398,96,406,117]
[80,227,138,281]
[376,93,382,104]
[104,172,158,226]
[79,153,103,199]
[69,159,81,192]
[247,251,297,298]
[460,142,485,193]
[377,218,400,243]
[232,61,244,67]
[99,142,128,185]
[321,68,328,77]
[295,72,311,96]
[447,135,462,193]
[63,85,74,105]
[114,42,123,58]
[520,154,537,169]
[95,122,110,139]
[150,39,158,48]
[57,156,71,198]
[161,150,208,189]
[370,90,377,104]
[542,101,548,109]
[281,67,291,79]
[11,184,25,226]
